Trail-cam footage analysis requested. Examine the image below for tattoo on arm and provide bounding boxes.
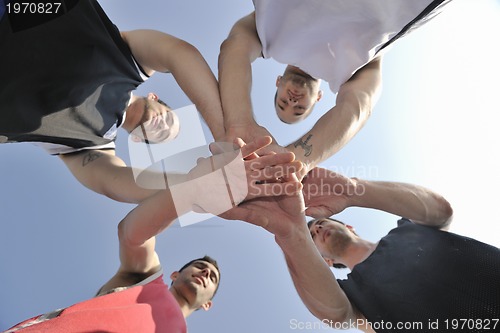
[82,151,103,166]
[294,134,313,157]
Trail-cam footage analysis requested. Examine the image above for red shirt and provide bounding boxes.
[5,275,186,333]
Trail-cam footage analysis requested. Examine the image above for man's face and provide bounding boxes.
[274,69,322,124]
[171,260,220,311]
[308,219,355,260]
[131,95,180,144]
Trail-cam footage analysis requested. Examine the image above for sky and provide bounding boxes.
[1,0,499,332]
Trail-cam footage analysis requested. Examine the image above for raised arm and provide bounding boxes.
[303,167,454,229]
[121,29,225,140]
[97,137,303,293]
[220,191,361,325]
[287,58,383,178]
[218,13,284,149]
[59,149,158,204]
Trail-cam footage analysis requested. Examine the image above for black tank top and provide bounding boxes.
[0,0,145,148]
[338,219,500,332]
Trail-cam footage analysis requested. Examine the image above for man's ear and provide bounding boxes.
[346,224,356,233]
[170,271,180,282]
[316,89,323,102]
[323,257,335,267]
[199,300,213,312]
[275,75,282,87]
[147,92,158,101]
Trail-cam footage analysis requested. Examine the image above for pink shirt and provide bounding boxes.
[5,274,186,333]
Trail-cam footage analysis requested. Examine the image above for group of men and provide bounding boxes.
[1,0,498,332]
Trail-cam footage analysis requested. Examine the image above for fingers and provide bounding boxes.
[247,181,303,199]
[219,206,267,228]
[240,136,272,158]
[247,161,302,183]
[246,151,295,169]
[304,206,332,219]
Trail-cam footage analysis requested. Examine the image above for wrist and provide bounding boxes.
[274,224,311,252]
[168,179,198,216]
[225,120,259,131]
[348,177,368,207]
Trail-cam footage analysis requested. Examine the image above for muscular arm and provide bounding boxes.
[287,58,383,177]
[59,149,158,204]
[121,30,225,140]
[218,12,262,129]
[97,189,181,294]
[278,224,361,325]
[350,178,454,230]
[303,167,453,230]
[96,137,303,293]
[221,192,362,326]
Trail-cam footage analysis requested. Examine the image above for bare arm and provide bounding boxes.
[97,137,303,293]
[287,58,383,178]
[221,192,361,324]
[59,149,158,204]
[303,167,453,230]
[350,178,453,229]
[98,190,178,294]
[218,12,262,129]
[122,30,225,140]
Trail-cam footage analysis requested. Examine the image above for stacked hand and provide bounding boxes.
[220,165,360,239]
[302,167,358,218]
[223,123,290,157]
[186,136,303,215]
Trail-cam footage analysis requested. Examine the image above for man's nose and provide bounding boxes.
[200,268,210,277]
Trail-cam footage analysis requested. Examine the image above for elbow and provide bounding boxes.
[310,308,353,328]
[117,219,142,248]
[423,193,453,229]
[436,195,454,229]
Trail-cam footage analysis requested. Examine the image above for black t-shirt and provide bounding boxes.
[0,0,145,148]
[338,219,500,332]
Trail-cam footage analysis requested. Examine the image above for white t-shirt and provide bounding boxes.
[254,0,449,92]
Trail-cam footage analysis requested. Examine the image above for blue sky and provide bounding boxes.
[1,1,499,332]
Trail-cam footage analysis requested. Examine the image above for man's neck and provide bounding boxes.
[342,239,378,270]
[122,94,142,132]
[169,287,194,318]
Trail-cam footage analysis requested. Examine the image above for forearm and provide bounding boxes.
[119,186,194,248]
[276,228,355,322]
[218,40,258,128]
[287,59,382,177]
[350,179,453,228]
[169,42,225,140]
[218,13,262,130]
[287,102,371,177]
[59,150,160,204]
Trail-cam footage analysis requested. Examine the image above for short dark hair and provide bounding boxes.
[307,218,349,269]
[178,255,221,298]
[307,217,346,230]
